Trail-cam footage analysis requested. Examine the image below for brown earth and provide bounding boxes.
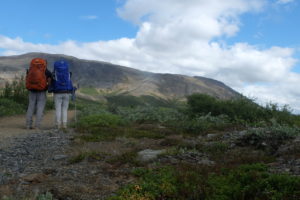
[0,110,75,142]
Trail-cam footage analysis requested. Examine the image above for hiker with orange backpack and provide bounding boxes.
[25,58,52,130]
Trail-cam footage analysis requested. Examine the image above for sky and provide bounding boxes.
[0,0,300,112]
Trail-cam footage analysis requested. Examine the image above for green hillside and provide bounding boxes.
[1,78,300,199]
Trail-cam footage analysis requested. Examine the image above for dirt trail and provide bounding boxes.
[0,110,75,141]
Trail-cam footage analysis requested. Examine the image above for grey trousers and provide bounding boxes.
[54,93,70,127]
[26,91,47,128]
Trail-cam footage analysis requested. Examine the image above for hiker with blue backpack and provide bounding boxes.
[49,60,76,129]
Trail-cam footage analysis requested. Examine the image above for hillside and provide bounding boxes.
[0,52,239,100]
[1,95,300,199]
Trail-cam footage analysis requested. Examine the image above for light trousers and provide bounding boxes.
[26,91,47,128]
[54,93,70,127]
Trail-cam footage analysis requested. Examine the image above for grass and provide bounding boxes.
[77,126,166,142]
[76,112,169,141]
[79,87,99,96]
[106,95,172,108]
[69,151,107,164]
[2,79,300,200]
[0,77,28,117]
[0,98,26,116]
[108,163,300,200]
[187,93,299,125]
[107,150,140,166]
[1,192,53,200]
[0,77,56,117]
[64,92,300,199]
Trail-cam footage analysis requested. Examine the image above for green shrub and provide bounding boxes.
[108,167,178,200]
[107,95,146,109]
[76,99,108,116]
[187,93,295,125]
[187,93,219,115]
[0,77,28,117]
[69,151,106,164]
[77,113,125,131]
[208,163,300,200]
[76,113,128,141]
[0,77,28,104]
[0,98,26,117]
[0,76,28,105]
[238,121,300,153]
[116,106,231,135]
[109,164,300,200]
[117,106,183,124]
[106,95,171,109]
[80,87,99,96]
[172,113,231,134]
[37,192,53,200]
[124,128,166,139]
[108,151,140,166]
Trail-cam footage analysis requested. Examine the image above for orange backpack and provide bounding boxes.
[26,58,47,91]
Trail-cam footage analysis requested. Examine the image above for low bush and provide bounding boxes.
[116,106,232,135]
[171,113,231,134]
[0,76,28,105]
[77,113,125,133]
[116,106,183,124]
[237,121,300,153]
[208,163,300,200]
[0,77,28,116]
[37,192,53,200]
[106,95,172,109]
[107,151,140,166]
[0,98,26,117]
[69,151,107,164]
[187,93,296,125]
[109,163,300,200]
[76,99,108,116]
[0,77,57,117]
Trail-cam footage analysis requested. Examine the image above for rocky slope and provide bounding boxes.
[0,52,239,99]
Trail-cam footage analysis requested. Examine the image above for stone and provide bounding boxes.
[197,158,215,166]
[207,134,218,138]
[137,149,166,162]
[53,155,68,160]
[21,173,47,183]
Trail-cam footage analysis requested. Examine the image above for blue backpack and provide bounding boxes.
[51,60,74,92]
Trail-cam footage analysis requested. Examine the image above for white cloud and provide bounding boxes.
[1,0,300,112]
[237,72,300,112]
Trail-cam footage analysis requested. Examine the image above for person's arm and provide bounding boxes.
[47,77,52,86]
[45,69,52,86]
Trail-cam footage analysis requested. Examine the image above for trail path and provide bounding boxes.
[0,110,75,142]
[0,110,126,199]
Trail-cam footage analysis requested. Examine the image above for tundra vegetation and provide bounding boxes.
[1,78,300,200]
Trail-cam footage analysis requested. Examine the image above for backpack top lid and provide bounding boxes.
[54,60,69,70]
[31,58,46,67]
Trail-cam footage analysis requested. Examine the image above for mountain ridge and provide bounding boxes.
[0,52,240,99]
